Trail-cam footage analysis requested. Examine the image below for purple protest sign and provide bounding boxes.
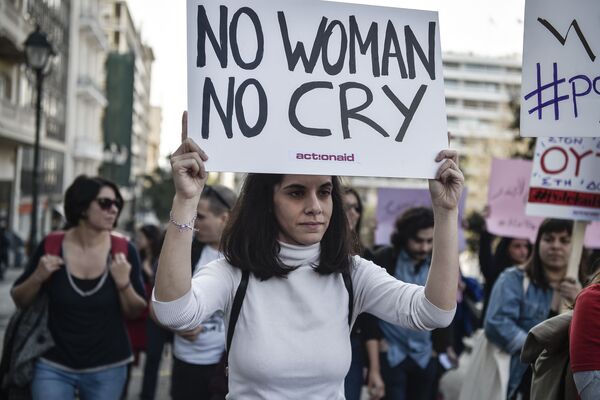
[487,158,544,242]
[585,222,600,249]
[374,187,467,251]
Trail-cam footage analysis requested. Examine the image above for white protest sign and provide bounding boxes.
[520,0,600,137]
[526,137,600,221]
[186,0,447,178]
[487,158,544,242]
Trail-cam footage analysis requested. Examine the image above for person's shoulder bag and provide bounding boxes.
[446,270,530,400]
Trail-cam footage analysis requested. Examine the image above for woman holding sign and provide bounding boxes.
[152,112,464,399]
[484,218,581,400]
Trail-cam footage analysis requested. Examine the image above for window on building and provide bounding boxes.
[464,100,479,109]
[0,71,11,100]
[447,116,459,127]
[20,147,64,196]
[464,63,502,73]
[464,81,499,92]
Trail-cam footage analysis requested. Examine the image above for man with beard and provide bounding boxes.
[372,207,438,400]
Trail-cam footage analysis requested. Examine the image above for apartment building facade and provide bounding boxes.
[0,0,70,240]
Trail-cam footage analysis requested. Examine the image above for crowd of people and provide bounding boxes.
[0,116,598,400]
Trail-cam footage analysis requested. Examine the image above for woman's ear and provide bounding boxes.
[220,212,230,225]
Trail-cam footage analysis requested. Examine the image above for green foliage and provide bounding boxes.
[141,166,175,222]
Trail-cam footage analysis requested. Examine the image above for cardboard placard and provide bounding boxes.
[186,0,447,178]
[487,158,544,242]
[526,137,600,221]
[521,0,600,137]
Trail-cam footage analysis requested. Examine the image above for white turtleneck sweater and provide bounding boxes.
[152,242,455,399]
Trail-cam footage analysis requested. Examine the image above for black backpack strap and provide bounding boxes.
[342,270,354,327]
[226,270,250,354]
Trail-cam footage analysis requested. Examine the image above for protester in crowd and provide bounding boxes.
[570,256,600,400]
[342,187,384,400]
[579,249,600,287]
[122,225,163,399]
[151,113,463,398]
[170,184,237,400]
[135,224,171,400]
[372,207,443,400]
[0,221,8,280]
[484,218,580,400]
[137,225,163,284]
[477,206,532,323]
[520,253,600,400]
[10,175,146,400]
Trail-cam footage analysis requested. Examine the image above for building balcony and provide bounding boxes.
[73,136,103,162]
[0,98,35,145]
[79,14,110,51]
[446,105,511,121]
[76,75,107,107]
[444,87,510,103]
[443,69,522,85]
[0,0,31,50]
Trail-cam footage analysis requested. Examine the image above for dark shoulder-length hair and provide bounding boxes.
[524,218,573,290]
[390,206,434,253]
[139,224,163,264]
[343,187,364,255]
[222,174,353,280]
[493,237,532,270]
[63,175,123,229]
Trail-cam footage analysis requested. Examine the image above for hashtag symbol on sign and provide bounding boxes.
[524,63,570,120]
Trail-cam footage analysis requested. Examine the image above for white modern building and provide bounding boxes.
[0,0,71,241]
[443,52,523,211]
[146,105,162,174]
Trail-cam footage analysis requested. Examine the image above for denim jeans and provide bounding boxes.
[344,334,365,400]
[574,371,600,400]
[31,359,127,400]
[380,354,437,400]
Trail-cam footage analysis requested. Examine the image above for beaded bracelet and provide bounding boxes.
[169,210,197,232]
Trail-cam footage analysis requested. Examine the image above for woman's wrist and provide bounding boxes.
[432,206,459,219]
[117,281,131,292]
[31,270,47,285]
[172,194,200,215]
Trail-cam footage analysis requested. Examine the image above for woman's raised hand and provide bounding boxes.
[170,111,209,200]
[429,149,464,211]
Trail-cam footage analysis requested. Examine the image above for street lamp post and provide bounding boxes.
[25,25,54,255]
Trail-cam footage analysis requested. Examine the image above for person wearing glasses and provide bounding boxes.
[10,175,147,400]
[152,113,463,398]
[170,184,237,400]
[342,187,385,400]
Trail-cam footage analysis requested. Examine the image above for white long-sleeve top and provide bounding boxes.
[153,242,455,399]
